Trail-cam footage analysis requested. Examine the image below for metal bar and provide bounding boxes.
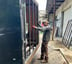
[67,22,72,48]
[34,4,35,46]
[29,0,31,54]
[32,2,34,50]
[24,1,27,59]
[61,12,64,37]
[20,0,26,63]
[64,23,70,45]
[62,21,69,44]
[37,5,39,44]
[68,30,72,48]
[66,23,71,46]
[35,5,37,46]
[52,0,56,40]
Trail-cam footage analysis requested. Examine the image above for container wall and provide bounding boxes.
[0,0,22,64]
[26,0,39,46]
[25,0,39,60]
[0,0,39,63]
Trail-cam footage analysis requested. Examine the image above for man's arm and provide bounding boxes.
[43,25,53,30]
[32,25,44,31]
[33,25,52,32]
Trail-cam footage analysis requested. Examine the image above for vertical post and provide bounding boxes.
[24,2,27,59]
[61,12,64,37]
[35,5,37,46]
[33,2,34,49]
[52,0,56,40]
[29,0,31,54]
[34,3,35,46]
[37,5,39,45]
[19,0,26,63]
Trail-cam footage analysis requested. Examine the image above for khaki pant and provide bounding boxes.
[41,42,48,60]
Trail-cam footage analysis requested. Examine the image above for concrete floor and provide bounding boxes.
[30,33,72,64]
[30,42,67,64]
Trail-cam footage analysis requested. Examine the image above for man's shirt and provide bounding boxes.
[35,24,52,42]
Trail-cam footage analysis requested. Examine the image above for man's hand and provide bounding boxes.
[32,25,37,29]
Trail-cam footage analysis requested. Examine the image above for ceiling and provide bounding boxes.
[46,0,65,14]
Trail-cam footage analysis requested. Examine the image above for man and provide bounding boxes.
[33,21,52,63]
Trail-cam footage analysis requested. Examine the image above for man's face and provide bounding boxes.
[43,22,48,26]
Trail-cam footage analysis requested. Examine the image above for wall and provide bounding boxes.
[56,0,72,36]
[63,6,72,35]
[56,12,62,37]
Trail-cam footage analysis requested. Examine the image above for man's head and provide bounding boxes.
[43,21,48,26]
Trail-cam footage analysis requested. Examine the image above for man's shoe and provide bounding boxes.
[45,57,48,61]
[37,58,43,60]
[41,60,48,63]
[45,60,48,63]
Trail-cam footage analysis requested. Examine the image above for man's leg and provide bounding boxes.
[41,42,45,59]
[38,42,45,60]
[41,42,48,63]
[44,42,48,62]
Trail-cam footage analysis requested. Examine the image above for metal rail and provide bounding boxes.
[24,0,39,60]
[62,20,72,48]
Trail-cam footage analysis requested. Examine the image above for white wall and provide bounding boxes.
[63,6,72,36]
[56,12,62,37]
[56,13,61,27]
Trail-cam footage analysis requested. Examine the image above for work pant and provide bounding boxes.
[41,42,48,60]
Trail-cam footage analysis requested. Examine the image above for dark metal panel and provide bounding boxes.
[0,0,22,64]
